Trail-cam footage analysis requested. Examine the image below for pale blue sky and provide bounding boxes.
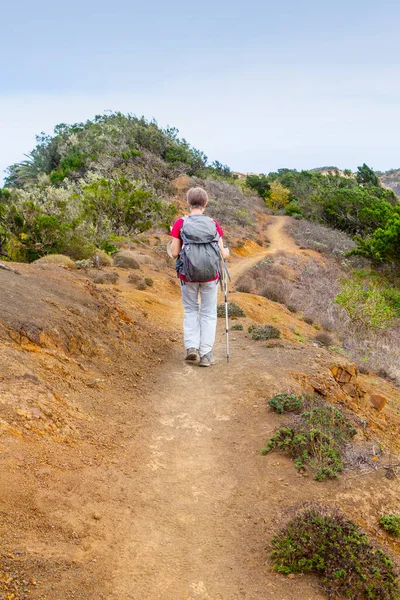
[2,0,400,182]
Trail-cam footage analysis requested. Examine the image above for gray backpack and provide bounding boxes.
[177,215,221,282]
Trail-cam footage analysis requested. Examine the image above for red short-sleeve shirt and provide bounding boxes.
[170,216,224,282]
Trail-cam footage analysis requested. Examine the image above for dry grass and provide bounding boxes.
[35,254,77,269]
[237,253,400,386]
[113,251,140,269]
[92,250,113,267]
[286,219,360,261]
[236,261,292,305]
[92,271,119,284]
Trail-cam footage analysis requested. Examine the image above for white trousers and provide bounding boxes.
[181,280,218,356]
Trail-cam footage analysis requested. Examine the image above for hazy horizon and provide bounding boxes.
[2,0,400,183]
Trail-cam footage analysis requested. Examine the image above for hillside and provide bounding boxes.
[378,168,400,198]
[1,201,400,598]
[0,113,262,264]
[1,117,400,598]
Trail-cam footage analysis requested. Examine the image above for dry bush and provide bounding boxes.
[92,249,113,266]
[342,325,400,385]
[92,272,118,284]
[286,258,400,385]
[260,278,290,304]
[236,261,291,302]
[35,254,77,269]
[125,250,154,265]
[113,251,140,269]
[136,279,147,290]
[286,219,357,259]
[128,272,142,284]
[286,259,343,330]
[315,332,334,346]
[241,252,400,385]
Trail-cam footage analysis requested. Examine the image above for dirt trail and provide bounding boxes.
[105,216,326,600]
[2,215,399,598]
[230,216,294,273]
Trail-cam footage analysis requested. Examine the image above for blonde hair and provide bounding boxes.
[187,187,208,208]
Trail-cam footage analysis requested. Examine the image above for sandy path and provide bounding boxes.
[106,216,324,600]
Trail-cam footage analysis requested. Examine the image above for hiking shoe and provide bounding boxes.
[199,351,216,367]
[185,348,199,361]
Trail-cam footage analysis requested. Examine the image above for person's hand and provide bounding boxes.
[222,246,230,259]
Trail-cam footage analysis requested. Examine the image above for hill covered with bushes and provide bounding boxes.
[0,112,240,262]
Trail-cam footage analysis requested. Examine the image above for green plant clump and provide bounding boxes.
[217,302,246,318]
[268,393,304,414]
[271,506,399,599]
[261,399,356,481]
[380,514,400,537]
[248,324,281,340]
[231,323,244,331]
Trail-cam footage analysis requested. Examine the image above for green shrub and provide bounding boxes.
[380,514,400,537]
[268,393,304,414]
[248,324,280,340]
[144,277,153,287]
[285,202,302,216]
[262,399,356,481]
[335,279,397,331]
[231,323,244,331]
[271,505,399,599]
[217,302,246,318]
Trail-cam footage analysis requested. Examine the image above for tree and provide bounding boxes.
[312,186,394,235]
[0,189,11,257]
[246,174,270,198]
[267,181,291,211]
[81,177,167,240]
[353,208,400,263]
[356,163,380,187]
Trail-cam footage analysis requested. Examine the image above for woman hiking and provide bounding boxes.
[170,187,229,367]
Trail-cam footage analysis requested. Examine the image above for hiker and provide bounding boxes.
[170,187,229,367]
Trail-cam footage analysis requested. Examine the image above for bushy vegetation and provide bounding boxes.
[0,112,237,262]
[268,393,304,414]
[380,514,400,537]
[271,505,399,599]
[237,252,400,385]
[262,397,356,481]
[248,324,281,340]
[246,164,400,267]
[217,302,246,318]
[335,277,398,332]
[286,218,357,259]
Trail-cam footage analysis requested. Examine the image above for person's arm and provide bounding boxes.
[171,237,182,258]
[218,236,229,259]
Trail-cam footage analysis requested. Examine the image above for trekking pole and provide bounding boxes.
[223,259,231,363]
